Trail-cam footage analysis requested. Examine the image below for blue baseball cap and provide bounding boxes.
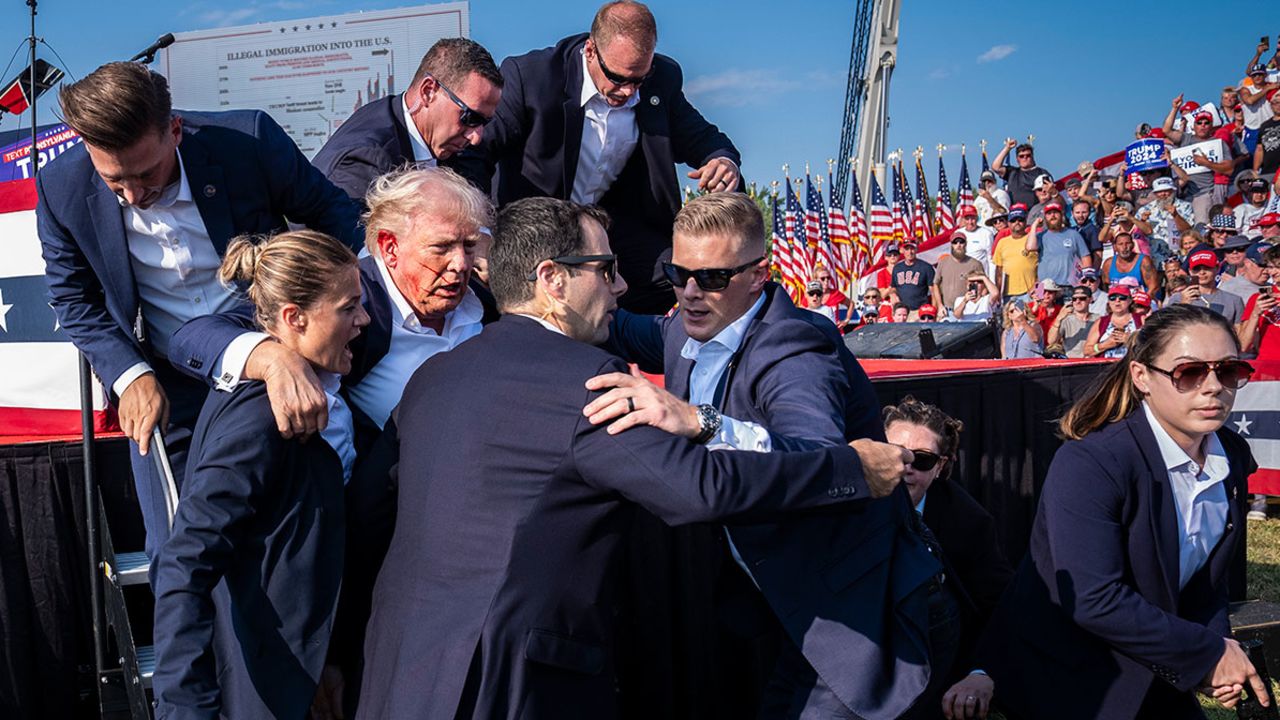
[1246,241,1271,266]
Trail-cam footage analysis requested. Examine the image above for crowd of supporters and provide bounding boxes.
[804,40,1280,364]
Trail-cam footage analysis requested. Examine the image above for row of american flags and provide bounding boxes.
[741,148,995,304]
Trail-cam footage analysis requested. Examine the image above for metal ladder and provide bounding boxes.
[90,411,180,719]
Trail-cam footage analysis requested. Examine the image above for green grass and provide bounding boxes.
[1201,517,1280,719]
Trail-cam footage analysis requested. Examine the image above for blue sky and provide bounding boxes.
[2,0,1274,195]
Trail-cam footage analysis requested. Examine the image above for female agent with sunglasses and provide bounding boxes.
[884,398,1014,720]
[979,304,1265,720]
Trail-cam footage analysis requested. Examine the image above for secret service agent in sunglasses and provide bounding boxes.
[1144,359,1254,393]
[662,256,766,292]
[426,73,493,128]
[527,254,618,283]
[592,39,654,87]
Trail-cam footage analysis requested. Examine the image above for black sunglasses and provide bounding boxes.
[1108,293,1131,301]
[1081,276,1099,282]
[592,39,653,87]
[907,449,943,472]
[662,256,764,292]
[807,290,822,296]
[527,254,618,283]
[1145,359,1254,392]
[427,74,493,128]
[1072,296,1091,301]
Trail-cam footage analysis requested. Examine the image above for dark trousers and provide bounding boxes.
[758,577,961,720]
[127,361,207,563]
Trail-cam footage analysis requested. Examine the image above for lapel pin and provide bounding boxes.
[649,96,659,106]
[204,184,217,198]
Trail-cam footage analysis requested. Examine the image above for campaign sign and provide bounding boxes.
[1125,139,1168,173]
[1170,139,1228,176]
[0,123,81,181]
[1180,102,1220,130]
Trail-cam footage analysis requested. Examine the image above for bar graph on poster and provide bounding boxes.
[159,2,469,158]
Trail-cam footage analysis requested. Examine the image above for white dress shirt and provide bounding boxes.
[570,50,640,205]
[679,292,773,452]
[402,94,438,166]
[317,371,356,485]
[111,152,256,398]
[1141,402,1230,590]
[345,257,484,428]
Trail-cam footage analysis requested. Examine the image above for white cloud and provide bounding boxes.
[685,68,838,107]
[977,44,1017,63]
[928,67,951,81]
[192,0,322,27]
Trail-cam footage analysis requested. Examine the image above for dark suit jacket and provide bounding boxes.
[921,478,1014,678]
[37,110,363,412]
[311,94,475,204]
[151,381,345,720]
[980,410,1253,720]
[608,284,943,719]
[355,315,872,720]
[468,33,741,312]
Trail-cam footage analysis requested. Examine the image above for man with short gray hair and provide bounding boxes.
[313,37,503,204]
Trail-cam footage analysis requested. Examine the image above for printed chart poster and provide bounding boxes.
[160,3,469,157]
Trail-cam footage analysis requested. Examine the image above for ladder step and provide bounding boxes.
[137,644,155,688]
[113,551,151,587]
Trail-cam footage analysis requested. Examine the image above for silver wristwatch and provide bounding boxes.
[692,403,722,444]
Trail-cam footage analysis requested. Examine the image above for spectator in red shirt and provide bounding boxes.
[1238,244,1280,359]
[1029,279,1065,337]
[874,243,901,289]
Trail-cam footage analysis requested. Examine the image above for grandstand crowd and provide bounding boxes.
[799,39,1280,364]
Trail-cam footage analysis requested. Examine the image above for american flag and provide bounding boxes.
[913,156,932,240]
[980,146,991,175]
[0,179,113,438]
[957,153,976,217]
[868,173,894,265]
[896,159,914,238]
[805,175,837,282]
[936,156,955,234]
[1228,359,1280,495]
[848,175,871,277]
[784,177,811,284]
[770,193,802,303]
[826,169,854,294]
[890,163,910,242]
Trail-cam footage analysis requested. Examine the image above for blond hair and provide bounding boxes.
[219,230,357,331]
[362,166,493,255]
[591,1,658,53]
[673,192,765,257]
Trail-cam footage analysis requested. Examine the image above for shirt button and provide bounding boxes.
[193,297,201,303]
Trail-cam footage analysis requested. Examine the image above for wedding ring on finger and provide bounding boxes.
[627,397,636,413]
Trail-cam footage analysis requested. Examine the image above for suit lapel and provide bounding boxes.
[180,134,236,253]
[389,93,415,163]
[1130,411,1183,606]
[86,184,138,322]
[562,46,586,197]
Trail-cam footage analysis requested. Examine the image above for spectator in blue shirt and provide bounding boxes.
[892,240,936,310]
[1033,202,1093,286]
[1072,199,1103,269]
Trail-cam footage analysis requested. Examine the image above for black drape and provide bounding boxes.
[0,438,134,720]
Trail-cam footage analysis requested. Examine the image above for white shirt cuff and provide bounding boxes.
[213,332,271,392]
[707,416,773,452]
[112,362,154,399]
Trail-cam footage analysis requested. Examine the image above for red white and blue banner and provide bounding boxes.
[1230,360,1280,495]
[0,123,81,182]
[0,178,113,439]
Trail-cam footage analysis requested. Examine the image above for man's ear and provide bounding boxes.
[378,230,399,267]
[533,260,566,299]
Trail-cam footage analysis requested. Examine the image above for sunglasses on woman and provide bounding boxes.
[1108,293,1131,302]
[907,449,943,472]
[661,256,764,291]
[1144,359,1254,392]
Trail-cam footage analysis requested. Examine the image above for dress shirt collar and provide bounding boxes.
[318,370,342,397]
[515,313,565,335]
[1141,401,1229,480]
[373,254,482,334]
[401,94,437,164]
[579,48,640,111]
[116,149,191,209]
[680,291,767,362]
